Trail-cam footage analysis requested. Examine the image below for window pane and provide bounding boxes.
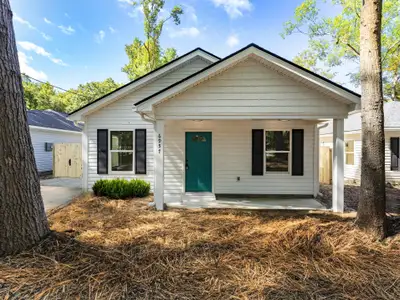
[266,131,290,151]
[111,131,133,150]
[111,152,133,171]
[346,140,354,152]
[346,153,354,165]
[266,153,289,172]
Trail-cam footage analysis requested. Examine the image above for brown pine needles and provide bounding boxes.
[1,194,399,299]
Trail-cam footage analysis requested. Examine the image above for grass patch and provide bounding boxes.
[1,194,399,299]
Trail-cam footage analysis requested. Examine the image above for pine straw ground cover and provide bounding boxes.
[1,195,400,299]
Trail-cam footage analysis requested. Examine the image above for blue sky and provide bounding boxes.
[11,0,349,90]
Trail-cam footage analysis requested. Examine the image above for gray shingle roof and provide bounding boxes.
[27,110,82,132]
[320,101,400,135]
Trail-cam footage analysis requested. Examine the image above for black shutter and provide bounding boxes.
[390,137,399,171]
[292,129,304,176]
[252,129,264,176]
[135,129,147,174]
[97,129,108,174]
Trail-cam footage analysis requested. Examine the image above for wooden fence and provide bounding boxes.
[319,146,332,184]
[53,143,82,178]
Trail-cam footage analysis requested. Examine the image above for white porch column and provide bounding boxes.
[154,120,165,210]
[332,118,344,213]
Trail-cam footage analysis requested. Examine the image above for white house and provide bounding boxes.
[28,110,82,173]
[69,44,360,212]
[320,101,400,182]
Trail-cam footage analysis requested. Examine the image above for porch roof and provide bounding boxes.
[135,43,360,112]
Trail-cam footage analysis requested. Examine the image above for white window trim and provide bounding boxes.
[264,129,292,175]
[345,139,355,166]
[108,130,135,175]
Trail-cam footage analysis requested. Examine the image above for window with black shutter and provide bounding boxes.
[135,129,147,174]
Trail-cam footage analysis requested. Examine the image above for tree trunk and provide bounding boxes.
[356,0,387,239]
[0,0,50,256]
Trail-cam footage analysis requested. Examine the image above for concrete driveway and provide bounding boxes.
[41,178,82,210]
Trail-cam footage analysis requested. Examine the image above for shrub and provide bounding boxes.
[92,178,151,199]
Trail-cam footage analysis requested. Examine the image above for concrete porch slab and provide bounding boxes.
[167,198,327,210]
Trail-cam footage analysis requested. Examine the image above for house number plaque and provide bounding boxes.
[158,134,162,154]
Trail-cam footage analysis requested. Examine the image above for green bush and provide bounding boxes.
[92,178,151,199]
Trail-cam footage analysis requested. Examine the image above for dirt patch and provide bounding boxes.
[318,184,400,213]
[1,194,399,299]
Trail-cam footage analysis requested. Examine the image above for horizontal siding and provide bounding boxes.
[156,58,349,117]
[320,132,400,182]
[30,127,81,172]
[164,120,316,203]
[385,131,400,182]
[320,135,362,180]
[86,57,212,190]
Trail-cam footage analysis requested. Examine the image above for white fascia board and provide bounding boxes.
[29,125,82,134]
[69,50,219,121]
[136,46,360,112]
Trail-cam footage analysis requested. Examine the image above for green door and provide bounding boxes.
[185,132,212,192]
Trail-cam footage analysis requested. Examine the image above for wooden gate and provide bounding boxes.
[53,143,82,178]
[319,147,332,184]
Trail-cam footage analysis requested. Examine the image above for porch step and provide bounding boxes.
[182,192,216,203]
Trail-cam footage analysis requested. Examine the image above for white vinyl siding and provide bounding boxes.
[155,58,350,118]
[163,120,316,203]
[320,132,400,182]
[385,131,400,182]
[30,127,81,172]
[85,57,212,190]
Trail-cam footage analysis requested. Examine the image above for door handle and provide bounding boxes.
[185,160,189,170]
[68,159,71,166]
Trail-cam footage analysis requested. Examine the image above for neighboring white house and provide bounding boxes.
[28,110,82,173]
[320,101,400,182]
[69,44,361,212]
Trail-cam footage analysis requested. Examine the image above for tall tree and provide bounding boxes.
[122,0,183,80]
[282,0,400,101]
[356,0,387,238]
[0,0,50,256]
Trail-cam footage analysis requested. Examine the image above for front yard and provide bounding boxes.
[1,194,400,299]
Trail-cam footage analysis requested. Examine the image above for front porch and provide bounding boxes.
[152,119,345,212]
[167,193,326,210]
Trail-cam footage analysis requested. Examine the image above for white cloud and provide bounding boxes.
[182,4,198,22]
[118,0,134,5]
[226,33,240,47]
[169,27,200,38]
[44,17,53,25]
[95,30,106,43]
[64,13,70,19]
[109,26,116,33]
[58,25,75,35]
[17,41,68,66]
[210,0,252,18]
[41,33,52,41]
[18,52,47,81]
[14,14,36,30]
[127,5,144,18]
[14,14,52,40]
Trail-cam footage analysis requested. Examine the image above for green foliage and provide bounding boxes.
[282,0,400,100]
[22,76,121,113]
[122,0,183,80]
[60,78,122,112]
[23,77,66,112]
[92,178,150,199]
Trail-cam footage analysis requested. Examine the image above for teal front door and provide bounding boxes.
[185,132,212,192]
